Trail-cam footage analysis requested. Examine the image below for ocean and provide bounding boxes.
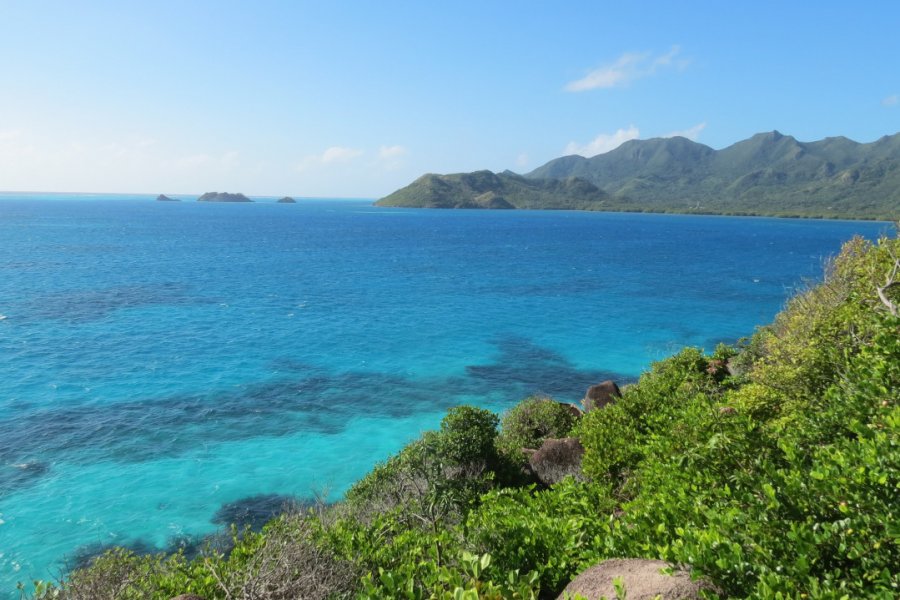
[0,193,891,595]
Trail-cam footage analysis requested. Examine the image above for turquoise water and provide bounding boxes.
[0,193,891,595]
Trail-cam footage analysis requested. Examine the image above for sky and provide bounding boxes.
[1,1,898,197]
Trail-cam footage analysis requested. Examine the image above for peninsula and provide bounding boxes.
[377,131,900,220]
[377,170,608,210]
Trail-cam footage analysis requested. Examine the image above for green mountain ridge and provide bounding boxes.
[376,170,610,210]
[378,131,900,219]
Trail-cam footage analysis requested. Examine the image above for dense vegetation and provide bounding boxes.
[378,132,900,219]
[24,233,899,599]
[376,170,609,210]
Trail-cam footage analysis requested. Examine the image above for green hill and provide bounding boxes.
[375,170,610,210]
[526,131,900,219]
[378,132,900,219]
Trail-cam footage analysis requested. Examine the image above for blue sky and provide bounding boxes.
[1,1,898,197]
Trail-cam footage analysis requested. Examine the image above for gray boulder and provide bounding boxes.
[558,558,711,600]
[529,437,584,485]
[583,380,621,412]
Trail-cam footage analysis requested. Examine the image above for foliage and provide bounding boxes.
[465,479,615,594]
[375,170,610,210]
[359,552,540,600]
[345,406,501,528]
[495,395,579,460]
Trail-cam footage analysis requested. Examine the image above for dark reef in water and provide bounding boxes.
[197,192,253,203]
[1,335,630,472]
[0,461,50,496]
[212,494,308,532]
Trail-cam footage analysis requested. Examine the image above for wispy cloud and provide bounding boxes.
[515,153,530,169]
[883,94,898,107]
[565,45,687,92]
[378,145,407,160]
[0,129,25,142]
[564,126,640,157]
[376,145,408,171]
[663,122,707,141]
[298,146,364,171]
[321,146,363,164]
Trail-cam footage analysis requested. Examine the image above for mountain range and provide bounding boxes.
[376,131,900,219]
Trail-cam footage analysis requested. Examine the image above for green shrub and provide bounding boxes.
[496,395,579,460]
[465,479,615,594]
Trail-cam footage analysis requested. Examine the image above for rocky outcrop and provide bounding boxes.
[583,380,621,412]
[558,402,584,418]
[557,559,712,600]
[277,196,297,203]
[156,194,180,201]
[197,192,252,202]
[528,437,584,485]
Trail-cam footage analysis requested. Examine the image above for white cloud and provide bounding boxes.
[378,145,407,160]
[883,94,898,107]
[663,122,707,141]
[298,146,365,171]
[565,45,687,92]
[321,146,363,164]
[564,126,640,157]
[515,153,530,169]
[0,129,24,142]
[375,145,409,171]
[173,153,212,170]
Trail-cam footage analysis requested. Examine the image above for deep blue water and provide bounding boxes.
[0,193,891,595]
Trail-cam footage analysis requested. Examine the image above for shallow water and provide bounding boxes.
[0,194,890,595]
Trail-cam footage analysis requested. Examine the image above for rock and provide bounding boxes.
[557,559,712,600]
[583,380,621,412]
[706,359,727,378]
[559,402,584,418]
[156,194,180,201]
[169,595,206,600]
[277,196,297,203]
[528,437,584,485]
[725,358,744,377]
[197,192,253,202]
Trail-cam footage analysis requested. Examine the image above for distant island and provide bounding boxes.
[377,131,900,220]
[277,196,296,203]
[156,194,180,202]
[198,191,252,203]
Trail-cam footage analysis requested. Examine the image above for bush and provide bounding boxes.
[496,395,579,460]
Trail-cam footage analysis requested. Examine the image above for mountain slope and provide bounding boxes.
[525,131,900,218]
[376,170,611,210]
[378,132,899,219]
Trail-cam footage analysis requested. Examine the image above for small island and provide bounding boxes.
[277,196,297,203]
[197,191,253,203]
[156,194,180,202]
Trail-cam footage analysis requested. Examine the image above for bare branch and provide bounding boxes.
[876,249,900,316]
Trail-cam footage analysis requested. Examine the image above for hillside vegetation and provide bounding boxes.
[25,233,900,599]
[377,170,609,210]
[378,132,900,219]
